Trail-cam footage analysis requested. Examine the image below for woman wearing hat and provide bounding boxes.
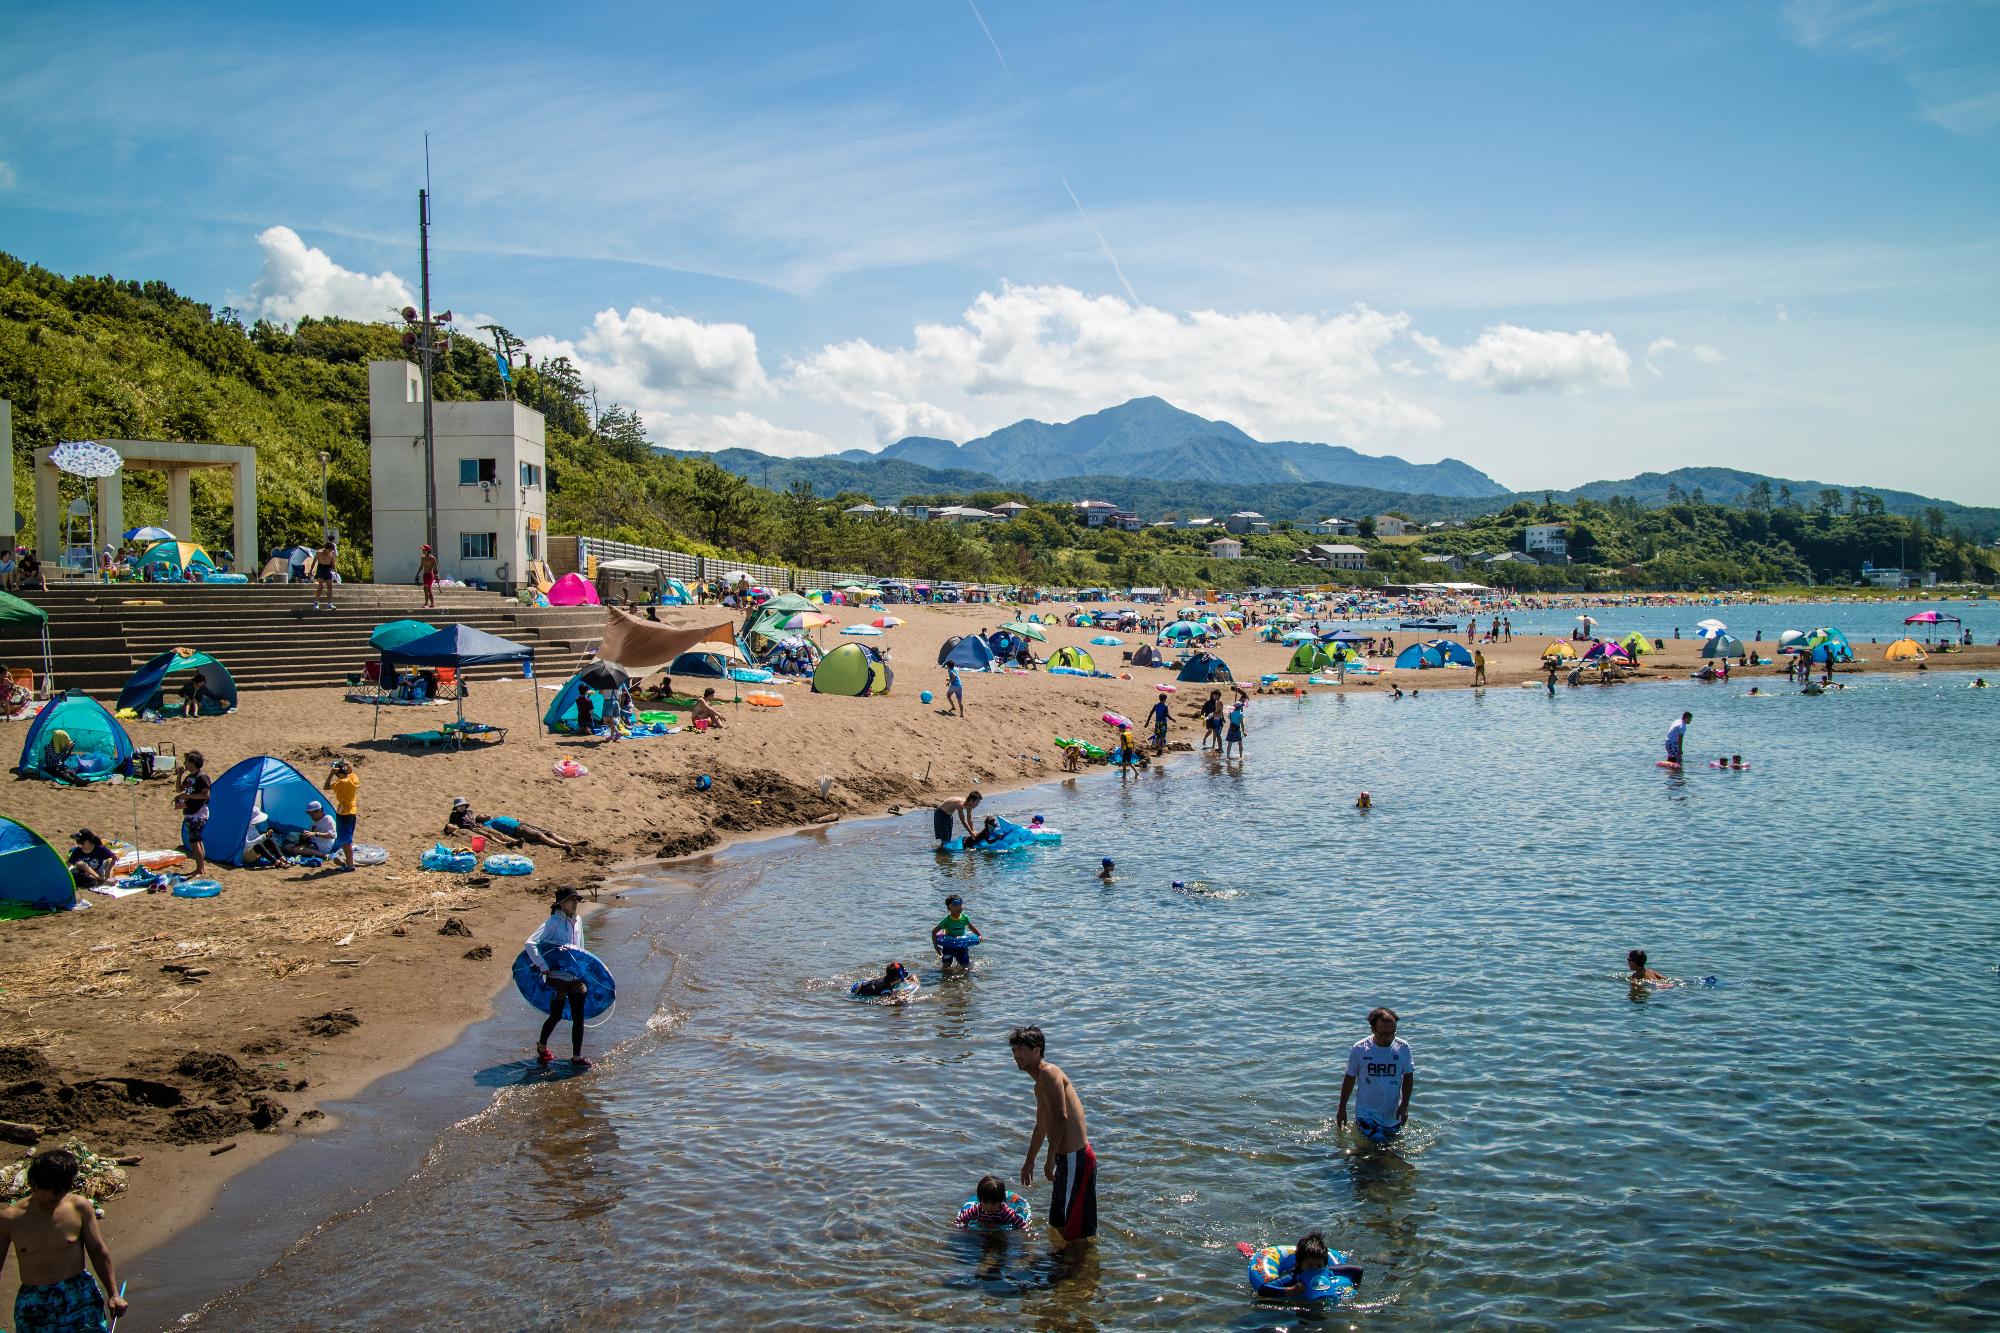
[524,888,592,1068]
[418,543,438,610]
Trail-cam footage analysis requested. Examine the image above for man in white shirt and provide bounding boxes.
[1665,711,1692,765]
[302,800,337,856]
[1337,1007,1414,1144]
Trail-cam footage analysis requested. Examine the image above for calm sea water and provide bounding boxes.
[1328,598,2000,648]
[183,659,1999,1331]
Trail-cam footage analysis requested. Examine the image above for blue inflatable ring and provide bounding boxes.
[483,853,536,876]
[171,879,223,899]
[934,933,983,948]
[1246,1245,1356,1303]
[511,946,617,1021]
[957,1189,1033,1231]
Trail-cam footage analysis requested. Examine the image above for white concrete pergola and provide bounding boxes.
[29,439,258,569]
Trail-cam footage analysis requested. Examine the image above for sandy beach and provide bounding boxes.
[1,599,1990,1291]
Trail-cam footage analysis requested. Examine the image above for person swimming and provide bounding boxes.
[1628,948,1670,985]
[852,961,913,996]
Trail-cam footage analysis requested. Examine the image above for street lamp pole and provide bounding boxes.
[317,451,331,541]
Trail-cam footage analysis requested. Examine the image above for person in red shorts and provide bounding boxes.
[1011,1025,1096,1248]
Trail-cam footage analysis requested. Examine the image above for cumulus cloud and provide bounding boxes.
[525,305,769,427]
[649,410,835,458]
[1415,323,1631,394]
[249,225,413,323]
[1644,337,1725,376]
[786,283,1442,445]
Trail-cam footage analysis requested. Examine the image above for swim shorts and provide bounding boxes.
[1048,1144,1098,1241]
[1356,1113,1403,1145]
[13,1270,108,1333]
[933,808,954,842]
[939,942,971,967]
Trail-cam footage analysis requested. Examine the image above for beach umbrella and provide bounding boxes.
[50,440,124,478]
[779,612,833,630]
[1090,634,1123,646]
[122,525,175,543]
[870,616,904,629]
[1576,614,1596,627]
[1161,621,1206,639]
[1282,629,1316,644]
[1777,629,1807,653]
[369,619,437,652]
[1000,621,1046,641]
[840,625,883,637]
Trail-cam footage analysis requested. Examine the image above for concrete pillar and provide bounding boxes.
[232,459,257,573]
[166,466,193,540]
[96,473,124,564]
[0,399,13,550]
[34,457,60,563]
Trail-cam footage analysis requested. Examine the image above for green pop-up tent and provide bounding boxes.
[0,590,53,691]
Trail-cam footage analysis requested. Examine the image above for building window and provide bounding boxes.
[461,532,497,560]
[525,528,540,559]
[458,458,498,485]
[519,462,542,488]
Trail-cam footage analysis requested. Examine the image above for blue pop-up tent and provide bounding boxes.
[116,648,239,715]
[1424,638,1475,666]
[1176,652,1233,683]
[16,692,133,782]
[938,635,996,671]
[204,756,332,867]
[1394,643,1445,669]
[544,664,624,733]
[0,815,76,913]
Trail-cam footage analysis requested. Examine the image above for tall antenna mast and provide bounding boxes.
[418,135,438,558]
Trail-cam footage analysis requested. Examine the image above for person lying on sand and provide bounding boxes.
[445,797,581,854]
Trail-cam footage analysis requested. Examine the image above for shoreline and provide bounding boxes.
[2,599,1992,1322]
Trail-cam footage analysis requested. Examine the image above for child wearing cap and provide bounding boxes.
[303,801,337,857]
[525,887,593,1068]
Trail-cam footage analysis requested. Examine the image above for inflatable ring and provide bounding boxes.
[350,844,390,866]
[553,758,589,778]
[421,843,478,873]
[483,852,536,875]
[957,1189,1032,1231]
[1101,711,1131,729]
[1246,1244,1356,1303]
[511,946,617,1022]
[745,691,785,707]
[171,879,223,899]
[933,933,983,948]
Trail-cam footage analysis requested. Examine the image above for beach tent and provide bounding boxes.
[135,540,217,578]
[1425,638,1475,666]
[204,756,332,867]
[1618,632,1654,656]
[16,692,132,782]
[1804,627,1853,664]
[1394,643,1445,669]
[0,589,53,689]
[1701,634,1746,660]
[1048,645,1097,672]
[1883,638,1926,662]
[1582,641,1630,662]
[1176,652,1233,683]
[1541,640,1578,661]
[745,593,818,653]
[660,578,694,605]
[260,545,313,582]
[545,664,624,732]
[985,630,1021,660]
[1287,642,1329,673]
[116,648,238,715]
[546,572,601,606]
[1777,629,1808,653]
[380,623,535,673]
[1130,642,1163,668]
[666,650,734,678]
[812,642,893,696]
[938,635,997,671]
[0,815,75,913]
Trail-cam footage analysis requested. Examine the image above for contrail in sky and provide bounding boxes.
[964,0,1140,306]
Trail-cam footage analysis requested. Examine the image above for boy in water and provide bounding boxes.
[1,1148,127,1332]
[1098,858,1115,882]
[1337,1007,1413,1144]
[1627,948,1669,984]
[1010,1025,1096,1249]
[1253,1230,1365,1296]
[954,1174,1032,1231]
[933,894,980,969]
[1147,694,1171,753]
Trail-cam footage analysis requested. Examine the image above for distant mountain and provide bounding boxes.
[679,448,1000,501]
[1550,468,2000,541]
[867,397,1509,498]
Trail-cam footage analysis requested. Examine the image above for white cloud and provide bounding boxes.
[248,225,413,324]
[1416,324,1631,394]
[1787,0,2000,135]
[787,283,1442,446]
[524,305,769,426]
[1646,337,1680,359]
[1644,337,1725,376]
[1691,344,1724,363]
[649,411,834,458]
[0,160,15,189]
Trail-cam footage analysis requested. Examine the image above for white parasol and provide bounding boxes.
[50,440,125,478]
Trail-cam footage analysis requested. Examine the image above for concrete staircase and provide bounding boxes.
[0,581,608,697]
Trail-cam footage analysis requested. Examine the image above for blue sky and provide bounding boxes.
[3,1,1996,498]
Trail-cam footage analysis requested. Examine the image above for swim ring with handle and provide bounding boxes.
[1244,1244,1357,1303]
[483,852,536,876]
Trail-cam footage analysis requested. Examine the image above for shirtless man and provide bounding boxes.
[933,789,981,847]
[1627,948,1669,985]
[692,687,727,728]
[1011,1025,1096,1248]
[1,1149,126,1332]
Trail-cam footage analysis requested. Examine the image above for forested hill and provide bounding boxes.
[2,253,1994,591]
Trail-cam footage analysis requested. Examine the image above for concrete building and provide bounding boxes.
[1109,511,1144,531]
[842,502,893,517]
[1177,516,1216,529]
[929,505,1001,523]
[1310,517,1358,536]
[1225,510,1270,535]
[1524,523,1568,557]
[26,431,258,573]
[898,503,931,521]
[1206,537,1244,559]
[1372,514,1408,537]
[369,360,547,591]
[1073,499,1120,527]
[1419,552,1466,574]
[993,501,1030,518]
[1306,543,1368,570]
